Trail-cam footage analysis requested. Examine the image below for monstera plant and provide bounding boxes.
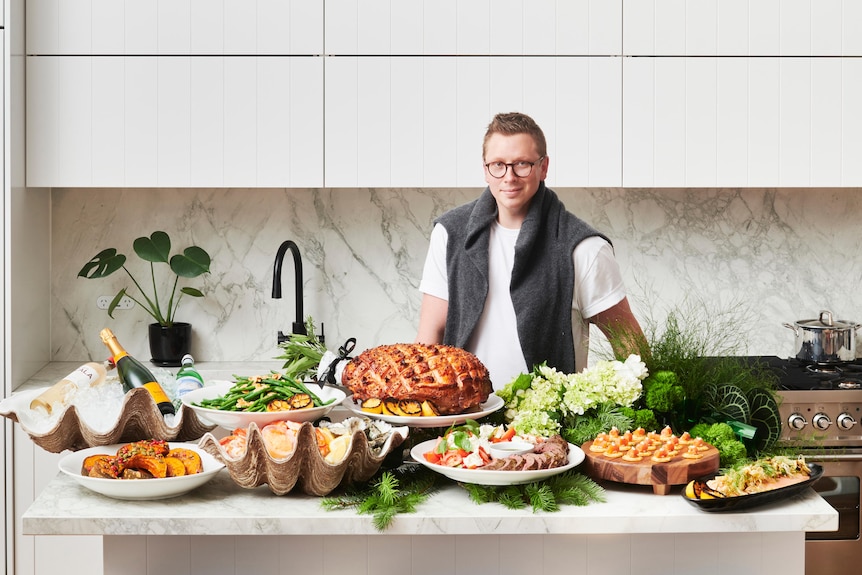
[78,231,211,366]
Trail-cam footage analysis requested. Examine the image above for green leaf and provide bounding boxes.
[747,388,782,452]
[180,287,205,297]
[107,289,128,319]
[710,383,751,424]
[170,246,211,278]
[133,231,171,263]
[78,248,126,279]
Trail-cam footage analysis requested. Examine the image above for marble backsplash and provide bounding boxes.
[51,187,862,366]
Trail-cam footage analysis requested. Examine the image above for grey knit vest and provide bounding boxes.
[435,183,609,373]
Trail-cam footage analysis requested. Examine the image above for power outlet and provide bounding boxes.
[96,295,135,310]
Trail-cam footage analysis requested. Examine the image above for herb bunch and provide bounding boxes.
[462,471,606,512]
[274,317,327,381]
[321,467,441,531]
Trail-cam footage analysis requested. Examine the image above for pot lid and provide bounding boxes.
[797,310,858,330]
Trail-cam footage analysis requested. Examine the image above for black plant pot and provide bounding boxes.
[149,322,192,367]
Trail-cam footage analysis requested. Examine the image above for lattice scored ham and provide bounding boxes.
[341,343,493,415]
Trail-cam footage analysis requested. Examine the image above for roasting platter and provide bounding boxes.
[343,394,504,428]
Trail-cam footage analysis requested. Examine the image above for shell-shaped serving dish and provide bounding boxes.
[0,387,216,453]
[198,420,408,496]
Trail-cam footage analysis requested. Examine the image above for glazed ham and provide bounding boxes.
[342,343,493,415]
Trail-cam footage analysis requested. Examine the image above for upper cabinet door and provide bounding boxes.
[324,55,621,187]
[26,56,324,187]
[623,56,862,187]
[26,0,324,55]
[324,0,622,56]
[623,0,861,56]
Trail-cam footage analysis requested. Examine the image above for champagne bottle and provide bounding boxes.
[29,361,109,414]
[175,353,204,398]
[99,328,176,416]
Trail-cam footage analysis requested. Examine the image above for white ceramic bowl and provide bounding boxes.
[181,381,346,430]
[58,442,224,500]
[488,441,535,460]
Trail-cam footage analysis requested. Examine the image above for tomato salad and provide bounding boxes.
[422,421,540,469]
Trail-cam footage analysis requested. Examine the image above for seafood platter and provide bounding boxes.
[198,417,408,496]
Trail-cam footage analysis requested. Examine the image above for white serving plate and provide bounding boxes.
[343,394,504,428]
[58,442,224,500]
[410,439,585,486]
[181,381,346,430]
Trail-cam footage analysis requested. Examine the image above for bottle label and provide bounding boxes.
[176,376,203,397]
[142,382,172,405]
[66,364,103,388]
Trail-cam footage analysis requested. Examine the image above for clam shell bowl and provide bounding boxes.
[0,387,216,453]
[198,421,409,496]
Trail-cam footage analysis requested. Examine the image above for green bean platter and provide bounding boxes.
[194,373,335,413]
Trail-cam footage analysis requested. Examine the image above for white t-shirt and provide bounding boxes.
[419,222,627,388]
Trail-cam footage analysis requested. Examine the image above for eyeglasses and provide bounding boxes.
[484,156,545,178]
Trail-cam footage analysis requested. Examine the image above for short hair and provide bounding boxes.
[482,112,547,159]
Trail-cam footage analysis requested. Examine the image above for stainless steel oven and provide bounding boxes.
[772,359,862,575]
[799,453,862,574]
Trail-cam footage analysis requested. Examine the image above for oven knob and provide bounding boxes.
[787,413,807,430]
[812,413,832,431]
[838,413,857,430]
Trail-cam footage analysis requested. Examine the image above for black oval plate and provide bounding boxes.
[681,463,824,512]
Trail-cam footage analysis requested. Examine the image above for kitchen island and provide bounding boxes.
[10,363,838,574]
[24,467,836,575]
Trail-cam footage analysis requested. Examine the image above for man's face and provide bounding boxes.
[483,133,549,228]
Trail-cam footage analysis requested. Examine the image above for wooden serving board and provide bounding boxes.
[581,441,720,495]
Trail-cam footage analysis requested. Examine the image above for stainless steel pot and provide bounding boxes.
[783,310,860,364]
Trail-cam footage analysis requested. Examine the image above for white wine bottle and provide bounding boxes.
[29,361,109,414]
[99,328,176,416]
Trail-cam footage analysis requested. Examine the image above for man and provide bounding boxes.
[416,112,646,388]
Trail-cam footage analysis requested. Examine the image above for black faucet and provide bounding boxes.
[272,240,306,344]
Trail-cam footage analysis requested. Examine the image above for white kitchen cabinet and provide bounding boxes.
[324,0,621,56]
[325,56,621,188]
[26,0,323,55]
[26,55,324,187]
[623,0,860,56]
[622,56,862,187]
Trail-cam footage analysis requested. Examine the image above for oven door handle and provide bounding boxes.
[807,452,862,462]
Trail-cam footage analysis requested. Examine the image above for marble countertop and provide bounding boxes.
[16,361,839,538]
[24,470,838,537]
